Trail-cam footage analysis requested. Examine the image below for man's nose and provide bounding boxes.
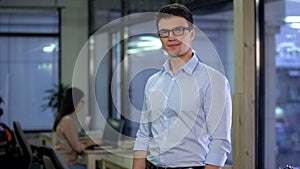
[169,30,176,37]
[168,31,177,39]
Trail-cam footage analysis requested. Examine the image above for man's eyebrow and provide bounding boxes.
[158,28,169,31]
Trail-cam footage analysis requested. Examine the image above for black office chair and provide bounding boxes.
[0,122,19,169]
[13,121,33,169]
[39,145,69,169]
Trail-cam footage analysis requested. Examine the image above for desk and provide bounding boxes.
[84,148,133,169]
[39,132,53,146]
[40,132,134,169]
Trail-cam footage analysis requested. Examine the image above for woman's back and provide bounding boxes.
[54,114,84,165]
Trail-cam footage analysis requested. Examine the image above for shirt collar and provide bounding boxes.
[162,53,199,76]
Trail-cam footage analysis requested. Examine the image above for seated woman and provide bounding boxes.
[53,87,95,169]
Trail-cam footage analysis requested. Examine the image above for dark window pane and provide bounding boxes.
[0,9,59,130]
[0,9,59,34]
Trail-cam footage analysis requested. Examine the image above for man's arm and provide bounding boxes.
[133,150,148,169]
[203,71,232,167]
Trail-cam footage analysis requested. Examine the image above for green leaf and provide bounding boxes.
[41,83,70,115]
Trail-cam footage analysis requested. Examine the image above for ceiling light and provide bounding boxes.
[285,16,300,23]
[290,23,300,29]
[43,44,56,53]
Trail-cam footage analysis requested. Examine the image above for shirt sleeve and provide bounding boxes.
[62,117,85,153]
[133,119,151,151]
[133,79,153,152]
[204,72,232,167]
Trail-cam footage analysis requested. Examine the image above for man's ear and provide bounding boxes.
[191,28,195,40]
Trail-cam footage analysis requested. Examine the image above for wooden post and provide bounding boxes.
[233,0,256,168]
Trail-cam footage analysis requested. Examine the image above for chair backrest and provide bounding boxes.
[0,123,14,143]
[13,121,33,169]
[43,155,57,169]
[0,122,16,150]
[39,145,69,169]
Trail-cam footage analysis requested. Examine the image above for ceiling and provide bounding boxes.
[90,0,233,15]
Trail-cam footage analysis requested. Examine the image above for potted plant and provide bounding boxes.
[42,83,70,116]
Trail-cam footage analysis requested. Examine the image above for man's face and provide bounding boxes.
[157,16,194,57]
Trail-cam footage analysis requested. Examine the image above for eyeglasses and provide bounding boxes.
[158,26,193,38]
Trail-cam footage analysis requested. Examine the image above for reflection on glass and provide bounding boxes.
[0,37,59,130]
[0,9,59,130]
[265,0,300,168]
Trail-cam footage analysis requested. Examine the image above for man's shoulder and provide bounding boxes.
[198,62,228,80]
[147,70,164,81]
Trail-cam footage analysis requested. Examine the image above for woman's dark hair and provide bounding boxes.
[53,87,84,131]
[155,3,194,28]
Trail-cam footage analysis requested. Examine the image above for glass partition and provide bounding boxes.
[0,9,59,130]
[264,0,300,168]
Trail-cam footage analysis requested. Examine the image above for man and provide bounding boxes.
[133,3,232,169]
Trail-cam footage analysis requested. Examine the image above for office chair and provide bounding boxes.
[39,145,69,169]
[0,122,18,169]
[13,121,33,169]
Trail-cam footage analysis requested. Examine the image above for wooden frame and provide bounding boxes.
[232,0,256,168]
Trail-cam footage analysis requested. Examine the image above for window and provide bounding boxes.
[0,8,59,130]
[264,0,300,168]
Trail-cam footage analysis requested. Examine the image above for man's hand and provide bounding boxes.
[133,150,148,169]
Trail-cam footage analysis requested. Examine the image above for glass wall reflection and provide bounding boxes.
[0,9,59,130]
[265,0,300,168]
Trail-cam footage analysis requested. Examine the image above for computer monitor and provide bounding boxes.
[101,118,124,147]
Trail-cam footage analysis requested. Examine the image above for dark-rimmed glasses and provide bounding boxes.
[158,26,193,38]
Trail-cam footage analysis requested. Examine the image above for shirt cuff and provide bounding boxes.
[133,137,150,151]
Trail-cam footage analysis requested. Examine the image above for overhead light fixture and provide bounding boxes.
[127,36,161,55]
[285,16,300,23]
[136,39,161,48]
[138,36,158,41]
[290,23,300,29]
[43,43,57,53]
